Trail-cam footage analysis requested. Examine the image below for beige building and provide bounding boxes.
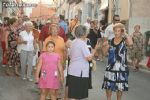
[57,0,103,24]
[108,0,150,35]
[2,0,22,18]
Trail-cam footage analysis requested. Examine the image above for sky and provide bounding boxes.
[23,0,54,17]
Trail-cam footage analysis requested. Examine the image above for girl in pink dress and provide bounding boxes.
[35,41,64,100]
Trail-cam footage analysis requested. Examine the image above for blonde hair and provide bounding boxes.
[113,23,125,31]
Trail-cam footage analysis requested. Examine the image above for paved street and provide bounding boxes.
[0,59,150,100]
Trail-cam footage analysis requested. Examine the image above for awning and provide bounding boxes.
[99,0,108,10]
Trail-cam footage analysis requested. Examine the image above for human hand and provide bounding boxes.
[60,76,64,84]
[22,41,27,44]
[35,77,39,83]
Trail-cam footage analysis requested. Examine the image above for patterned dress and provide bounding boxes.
[102,38,129,92]
[128,32,144,61]
[7,30,20,67]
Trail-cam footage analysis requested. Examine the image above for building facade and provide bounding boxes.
[30,2,56,21]
[56,0,109,24]
[108,0,150,35]
[1,0,23,18]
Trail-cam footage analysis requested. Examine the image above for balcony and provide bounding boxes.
[75,0,82,4]
[67,0,75,4]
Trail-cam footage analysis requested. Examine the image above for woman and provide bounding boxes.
[6,18,20,76]
[18,21,36,81]
[87,21,99,49]
[128,25,144,70]
[67,25,97,100]
[102,23,133,100]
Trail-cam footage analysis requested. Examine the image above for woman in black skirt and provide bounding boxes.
[67,25,98,100]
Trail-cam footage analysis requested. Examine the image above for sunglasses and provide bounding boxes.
[114,19,120,21]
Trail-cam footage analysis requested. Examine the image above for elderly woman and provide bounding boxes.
[6,18,20,76]
[67,25,97,100]
[102,23,133,100]
[128,25,144,71]
[18,21,36,81]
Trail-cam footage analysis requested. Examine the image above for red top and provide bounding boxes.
[39,23,67,42]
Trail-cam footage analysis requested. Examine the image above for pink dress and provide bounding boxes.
[38,52,60,89]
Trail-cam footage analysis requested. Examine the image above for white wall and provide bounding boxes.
[128,17,150,35]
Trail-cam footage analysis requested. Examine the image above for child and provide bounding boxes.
[35,41,64,100]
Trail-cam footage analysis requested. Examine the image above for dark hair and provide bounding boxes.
[90,21,95,24]
[46,41,55,47]
[4,17,9,22]
[100,20,106,26]
[59,15,64,20]
[113,15,120,20]
[9,18,17,25]
[3,17,10,26]
[101,26,106,31]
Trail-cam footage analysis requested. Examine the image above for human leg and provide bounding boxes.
[20,50,28,79]
[49,89,58,100]
[40,89,49,100]
[106,89,112,100]
[116,90,122,100]
[27,51,34,81]
[64,86,68,100]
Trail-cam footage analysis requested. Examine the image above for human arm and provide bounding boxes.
[123,32,133,46]
[17,32,27,44]
[58,59,64,84]
[5,30,9,50]
[148,38,150,45]
[35,57,42,83]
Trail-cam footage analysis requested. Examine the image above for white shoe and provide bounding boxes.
[28,78,33,82]
[22,77,27,80]
[2,65,6,67]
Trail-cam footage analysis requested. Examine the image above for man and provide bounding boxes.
[39,19,51,51]
[59,15,68,34]
[104,15,120,42]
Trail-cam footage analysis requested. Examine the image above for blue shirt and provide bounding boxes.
[59,20,68,34]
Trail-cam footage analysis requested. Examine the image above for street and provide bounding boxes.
[0,59,150,100]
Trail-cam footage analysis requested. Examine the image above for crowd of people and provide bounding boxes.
[0,14,148,100]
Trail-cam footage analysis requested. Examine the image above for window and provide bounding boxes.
[88,3,92,18]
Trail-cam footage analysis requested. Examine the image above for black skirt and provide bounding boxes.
[67,75,89,99]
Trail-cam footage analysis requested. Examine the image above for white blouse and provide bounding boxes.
[19,30,34,51]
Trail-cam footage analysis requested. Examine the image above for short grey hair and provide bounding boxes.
[23,21,33,26]
[75,25,87,38]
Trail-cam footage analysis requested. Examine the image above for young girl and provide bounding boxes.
[35,41,64,100]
